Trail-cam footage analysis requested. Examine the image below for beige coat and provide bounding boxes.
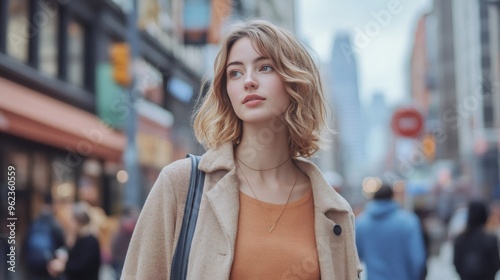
[122,143,362,279]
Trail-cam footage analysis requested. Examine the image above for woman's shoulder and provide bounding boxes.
[161,157,192,177]
[155,157,196,193]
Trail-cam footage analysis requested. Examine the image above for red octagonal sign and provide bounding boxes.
[391,107,424,138]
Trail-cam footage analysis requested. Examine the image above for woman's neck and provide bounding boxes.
[235,122,291,175]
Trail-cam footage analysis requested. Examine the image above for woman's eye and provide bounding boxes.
[229,70,242,78]
[260,65,274,72]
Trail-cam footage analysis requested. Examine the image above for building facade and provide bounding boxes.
[0,0,205,278]
[408,0,500,218]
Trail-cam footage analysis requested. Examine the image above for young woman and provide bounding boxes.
[122,19,361,279]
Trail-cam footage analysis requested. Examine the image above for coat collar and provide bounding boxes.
[294,158,352,214]
[199,142,351,215]
[198,143,236,174]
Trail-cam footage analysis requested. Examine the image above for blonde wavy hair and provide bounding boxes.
[193,19,328,158]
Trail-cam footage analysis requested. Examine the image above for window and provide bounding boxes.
[483,105,494,128]
[137,59,164,105]
[6,0,29,62]
[39,0,59,77]
[68,19,85,87]
[33,152,50,192]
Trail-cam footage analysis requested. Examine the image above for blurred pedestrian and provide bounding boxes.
[453,200,500,280]
[414,206,431,280]
[486,200,500,240]
[122,19,361,279]
[356,184,426,280]
[65,201,101,280]
[78,178,111,263]
[111,207,138,279]
[23,193,67,280]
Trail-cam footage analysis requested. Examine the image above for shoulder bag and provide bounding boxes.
[170,154,205,280]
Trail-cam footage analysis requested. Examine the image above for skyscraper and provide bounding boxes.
[329,32,366,186]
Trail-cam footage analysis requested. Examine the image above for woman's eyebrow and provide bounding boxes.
[226,56,270,68]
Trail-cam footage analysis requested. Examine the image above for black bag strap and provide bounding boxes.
[170,154,205,280]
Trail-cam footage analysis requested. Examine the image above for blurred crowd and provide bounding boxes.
[354,181,500,280]
[22,191,138,280]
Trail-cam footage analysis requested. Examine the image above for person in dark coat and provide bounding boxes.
[453,200,500,280]
[111,207,138,279]
[24,193,67,280]
[65,201,101,280]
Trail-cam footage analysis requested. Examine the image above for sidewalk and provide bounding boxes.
[426,240,500,280]
[426,241,459,280]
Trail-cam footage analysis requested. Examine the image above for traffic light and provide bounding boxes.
[422,134,436,161]
[110,43,131,87]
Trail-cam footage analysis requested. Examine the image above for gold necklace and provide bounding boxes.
[237,161,298,233]
[236,155,290,171]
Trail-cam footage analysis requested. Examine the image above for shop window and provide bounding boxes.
[137,59,164,105]
[51,156,77,197]
[67,19,85,87]
[32,152,50,192]
[79,159,103,206]
[6,0,29,62]
[39,0,58,77]
[104,161,126,216]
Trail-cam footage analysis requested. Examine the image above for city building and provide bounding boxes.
[0,0,208,278]
[408,0,500,216]
[329,32,367,190]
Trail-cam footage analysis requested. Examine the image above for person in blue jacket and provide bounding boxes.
[355,183,426,280]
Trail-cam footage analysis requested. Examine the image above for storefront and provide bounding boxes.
[0,0,202,277]
[0,75,127,278]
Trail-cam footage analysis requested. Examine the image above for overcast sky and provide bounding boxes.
[296,0,433,106]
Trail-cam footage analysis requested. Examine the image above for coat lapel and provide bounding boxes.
[199,143,240,250]
[294,159,353,279]
[205,170,239,249]
[315,209,336,279]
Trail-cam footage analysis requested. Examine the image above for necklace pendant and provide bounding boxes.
[267,223,276,232]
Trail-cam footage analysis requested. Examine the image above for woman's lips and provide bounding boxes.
[243,94,266,104]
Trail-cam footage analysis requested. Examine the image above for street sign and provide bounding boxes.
[391,107,424,138]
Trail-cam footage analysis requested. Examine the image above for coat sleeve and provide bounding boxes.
[351,212,363,278]
[408,215,426,280]
[354,216,364,262]
[485,234,500,278]
[121,167,179,280]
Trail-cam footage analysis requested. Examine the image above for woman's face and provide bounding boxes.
[225,37,290,124]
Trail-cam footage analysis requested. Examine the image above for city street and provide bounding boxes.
[1,0,499,279]
[426,241,459,280]
[359,240,500,280]
[426,241,500,280]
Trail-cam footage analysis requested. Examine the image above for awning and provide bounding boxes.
[0,77,126,162]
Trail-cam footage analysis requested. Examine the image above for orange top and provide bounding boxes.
[230,187,320,279]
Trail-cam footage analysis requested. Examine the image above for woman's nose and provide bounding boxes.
[244,73,258,90]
